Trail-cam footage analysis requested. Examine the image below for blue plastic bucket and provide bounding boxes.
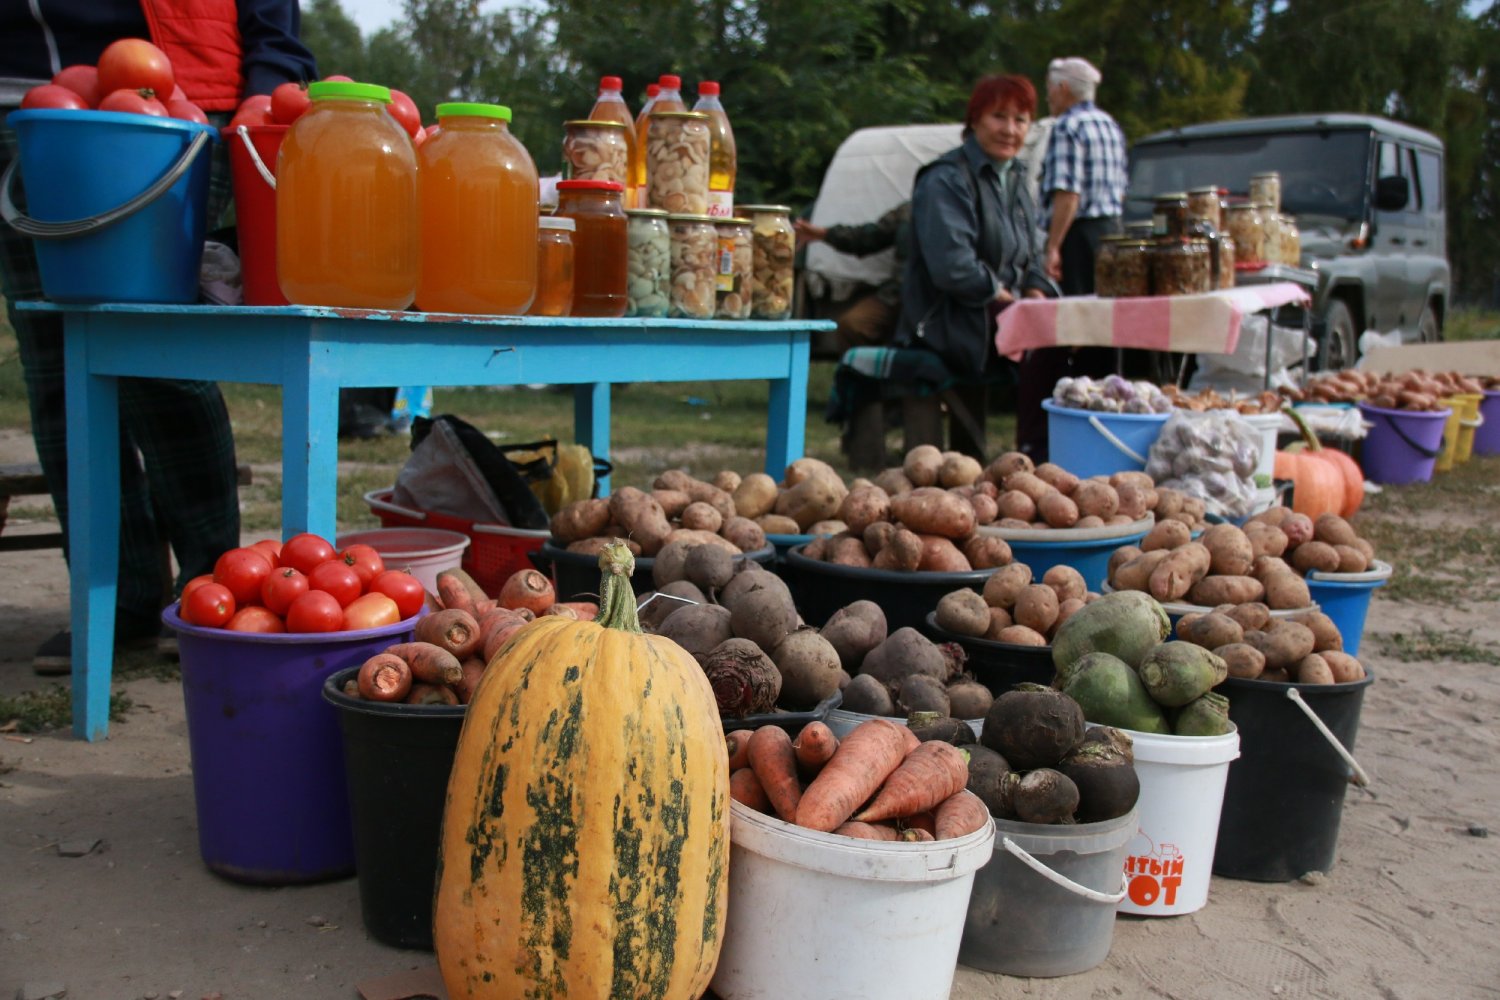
[1357,402,1450,486]
[1304,561,1391,657]
[1042,399,1171,478]
[997,519,1153,593]
[3,109,217,303]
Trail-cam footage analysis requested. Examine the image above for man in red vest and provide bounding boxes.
[0,2,317,673]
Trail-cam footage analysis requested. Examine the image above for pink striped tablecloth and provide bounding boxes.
[994,281,1312,361]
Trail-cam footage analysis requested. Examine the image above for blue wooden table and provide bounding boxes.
[21,302,832,740]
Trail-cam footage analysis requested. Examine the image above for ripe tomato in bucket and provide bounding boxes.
[51,65,100,106]
[21,85,88,111]
[96,38,175,99]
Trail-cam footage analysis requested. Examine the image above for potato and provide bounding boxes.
[755,513,802,534]
[1321,649,1366,683]
[996,624,1048,646]
[1176,611,1204,635]
[1280,512,1315,546]
[917,535,972,572]
[608,487,673,554]
[983,451,1033,484]
[1109,471,1154,493]
[1153,488,1185,519]
[721,516,767,554]
[1052,597,1086,638]
[1202,524,1254,577]
[1076,515,1105,529]
[1313,513,1359,548]
[1115,482,1150,520]
[801,536,830,561]
[1033,462,1080,496]
[996,518,1032,530]
[819,600,888,671]
[1004,471,1052,503]
[1072,480,1120,520]
[1262,571,1312,610]
[1112,549,1171,592]
[1215,642,1265,680]
[962,534,1013,570]
[551,497,611,543]
[1013,584,1060,634]
[838,486,892,535]
[774,475,846,531]
[1108,545,1143,580]
[1037,490,1081,529]
[939,452,984,488]
[1334,544,1369,574]
[655,469,737,522]
[651,489,693,519]
[935,589,991,637]
[1043,564,1087,604]
[1252,555,1293,581]
[970,493,999,526]
[1223,601,1272,632]
[1264,620,1316,670]
[1148,544,1211,602]
[731,474,779,519]
[872,468,914,495]
[891,487,977,539]
[903,444,944,487]
[1291,540,1342,574]
[1294,653,1335,685]
[984,606,1015,639]
[1179,611,1244,650]
[983,563,1032,609]
[1187,575,1265,607]
[1353,537,1376,562]
[863,521,897,557]
[1289,610,1343,653]
[872,527,923,571]
[807,519,849,537]
[997,490,1038,522]
[664,528,741,553]
[1248,506,1290,528]
[712,470,741,493]
[827,534,874,568]
[1142,519,1193,552]
[1244,520,1289,559]
[680,500,724,534]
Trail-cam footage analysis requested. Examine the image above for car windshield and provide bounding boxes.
[1127,129,1372,222]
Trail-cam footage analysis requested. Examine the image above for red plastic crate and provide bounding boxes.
[363,489,550,596]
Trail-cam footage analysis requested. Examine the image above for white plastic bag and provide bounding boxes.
[1145,409,1262,518]
[1188,314,1308,394]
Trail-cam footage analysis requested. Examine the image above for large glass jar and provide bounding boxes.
[1152,192,1189,240]
[1260,206,1282,267]
[1249,172,1281,214]
[416,102,538,315]
[1095,236,1152,297]
[1151,239,1212,296]
[530,216,574,316]
[1216,234,1236,289]
[714,217,753,319]
[625,208,670,318]
[1280,215,1301,266]
[740,204,795,319]
[1223,202,1267,265]
[555,179,628,317]
[667,214,718,318]
[562,119,630,188]
[277,81,417,309]
[1187,186,1222,233]
[646,111,711,215]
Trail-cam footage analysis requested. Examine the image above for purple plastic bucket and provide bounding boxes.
[164,604,417,885]
[1476,390,1500,456]
[1357,403,1450,485]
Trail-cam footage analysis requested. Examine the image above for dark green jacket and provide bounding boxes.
[822,202,911,307]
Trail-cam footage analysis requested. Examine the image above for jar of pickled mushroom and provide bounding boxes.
[646,111,711,215]
[713,217,753,319]
[738,204,794,319]
[562,119,630,188]
[625,208,670,318]
[667,213,718,319]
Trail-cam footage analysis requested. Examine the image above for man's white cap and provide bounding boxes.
[1049,57,1102,85]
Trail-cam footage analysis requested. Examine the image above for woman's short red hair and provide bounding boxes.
[964,74,1037,128]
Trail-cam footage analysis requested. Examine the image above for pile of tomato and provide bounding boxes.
[227,74,431,146]
[180,532,426,634]
[22,38,209,122]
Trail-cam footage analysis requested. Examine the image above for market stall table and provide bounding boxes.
[22,302,832,740]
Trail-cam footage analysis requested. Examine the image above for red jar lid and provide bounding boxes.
[557,180,625,192]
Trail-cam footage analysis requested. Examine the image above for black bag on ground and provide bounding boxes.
[394,414,552,530]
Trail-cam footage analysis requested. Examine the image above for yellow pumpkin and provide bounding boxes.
[434,541,729,1000]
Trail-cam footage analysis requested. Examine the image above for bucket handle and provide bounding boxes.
[1462,415,1484,429]
[363,489,429,522]
[235,125,278,190]
[1285,687,1371,789]
[0,129,212,240]
[1000,836,1129,904]
[1380,412,1443,459]
[1087,414,1148,466]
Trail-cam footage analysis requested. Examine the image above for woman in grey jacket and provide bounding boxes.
[895,73,1051,458]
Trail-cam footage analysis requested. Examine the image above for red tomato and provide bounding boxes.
[22,84,89,111]
[98,88,168,117]
[368,569,426,619]
[281,532,337,574]
[342,592,400,631]
[180,573,216,601]
[387,88,422,138]
[261,567,310,616]
[169,83,187,101]
[167,98,208,125]
[285,590,344,633]
[226,606,286,633]
[270,81,312,124]
[238,93,274,115]
[213,546,274,606]
[308,559,362,607]
[250,538,282,567]
[323,74,354,83]
[51,65,100,106]
[97,38,175,99]
[182,582,236,628]
[228,107,275,129]
[338,543,386,587]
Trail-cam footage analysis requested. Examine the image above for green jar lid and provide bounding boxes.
[308,81,391,103]
[736,204,792,214]
[437,102,512,121]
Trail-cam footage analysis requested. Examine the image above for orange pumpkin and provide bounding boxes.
[1275,407,1364,518]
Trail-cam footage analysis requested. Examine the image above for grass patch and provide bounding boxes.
[1373,625,1499,664]
[0,685,133,734]
[1443,307,1500,343]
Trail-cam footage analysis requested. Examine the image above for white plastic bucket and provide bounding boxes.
[1116,724,1240,916]
[1241,411,1284,482]
[711,800,996,1000]
[335,527,470,594]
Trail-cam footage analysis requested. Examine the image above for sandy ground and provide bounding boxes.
[2,459,1498,998]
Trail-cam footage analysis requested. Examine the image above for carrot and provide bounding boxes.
[902,811,936,837]
[473,598,498,616]
[748,725,802,822]
[792,721,838,775]
[725,729,755,771]
[794,719,911,832]
[435,573,477,615]
[934,790,991,841]
[498,569,556,616]
[385,641,464,686]
[414,608,481,659]
[899,828,935,842]
[729,768,771,813]
[833,821,900,841]
[454,657,486,704]
[405,682,460,706]
[482,618,530,663]
[357,653,412,702]
[853,740,969,823]
[900,724,921,754]
[438,566,488,604]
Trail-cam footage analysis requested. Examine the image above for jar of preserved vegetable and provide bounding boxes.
[1223,202,1267,265]
[555,179,628,317]
[714,217,753,319]
[1215,234,1236,289]
[667,213,718,318]
[1280,215,1301,266]
[1260,206,1282,267]
[529,216,575,316]
[1187,186,1222,233]
[625,208,670,318]
[1095,236,1152,297]
[562,120,630,188]
[646,111,711,216]
[1249,172,1281,214]
[1152,192,1189,239]
[739,204,795,319]
[1125,221,1155,240]
[1151,239,1212,296]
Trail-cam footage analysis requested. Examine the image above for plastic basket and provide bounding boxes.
[363,488,549,596]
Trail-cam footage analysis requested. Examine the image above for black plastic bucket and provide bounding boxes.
[323,667,465,950]
[1213,670,1375,882]
[531,541,777,603]
[780,546,989,632]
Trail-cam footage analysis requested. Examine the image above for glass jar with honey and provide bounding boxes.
[555,179,628,317]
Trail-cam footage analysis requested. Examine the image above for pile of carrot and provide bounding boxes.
[345,566,597,705]
[726,719,990,842]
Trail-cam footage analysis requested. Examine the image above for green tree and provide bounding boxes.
[300,0,368,80]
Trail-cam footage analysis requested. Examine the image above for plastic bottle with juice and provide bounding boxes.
[693,81,736,218]
[588,75,637,206]
[632,75,684,211]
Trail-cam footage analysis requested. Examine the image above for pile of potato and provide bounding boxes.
[551,468,771,557]
[1177,602,1367,684]
[1161,385,1283,414]
[1246,508,1379,576]
[1109,516,1313,610]
[1285,369,1486,411]
[932,564,1097,647]
[979,454,1207,534]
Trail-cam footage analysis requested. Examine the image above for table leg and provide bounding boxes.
[765,331,810,476]
[282,335,342,540]
[574,383,611,496]
[65,316,119,741]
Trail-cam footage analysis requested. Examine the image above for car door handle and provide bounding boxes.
[1388,237,1405,245]
[1412,238,1427,247]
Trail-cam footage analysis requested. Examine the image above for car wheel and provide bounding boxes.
[1320,299,1357,371]
[1418,305,1442,344]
